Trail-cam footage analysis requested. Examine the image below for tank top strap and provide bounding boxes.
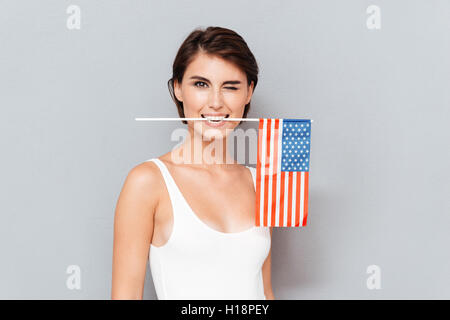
[246,165,256,190]
[145,158,188,218]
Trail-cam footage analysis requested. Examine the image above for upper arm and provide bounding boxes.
[262,227,274,299]
[111,162,161,299]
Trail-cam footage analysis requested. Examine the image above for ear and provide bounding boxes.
[174,79,183,102]
[245,81,254,105]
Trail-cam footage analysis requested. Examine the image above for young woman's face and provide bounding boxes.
[174,52,254,140]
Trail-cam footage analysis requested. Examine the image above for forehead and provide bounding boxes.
[184,52,246,81]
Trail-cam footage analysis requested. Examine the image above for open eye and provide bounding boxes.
[194,81,208,88]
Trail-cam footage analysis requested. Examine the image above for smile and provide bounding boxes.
[200,114,230,127]
[201,114,230,121]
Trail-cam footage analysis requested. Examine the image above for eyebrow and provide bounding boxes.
[189,75,242,85]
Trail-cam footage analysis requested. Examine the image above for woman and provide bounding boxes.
[111,26,274,300]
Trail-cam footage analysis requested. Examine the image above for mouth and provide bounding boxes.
[200,114,230,128]
[201,114,230,123]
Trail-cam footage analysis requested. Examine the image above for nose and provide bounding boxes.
[208,87,224,109]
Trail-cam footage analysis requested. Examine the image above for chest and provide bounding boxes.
[152,166,256,246]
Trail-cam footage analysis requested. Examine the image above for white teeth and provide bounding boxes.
[204,115,225,122]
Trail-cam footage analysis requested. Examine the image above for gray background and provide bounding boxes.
[1,0,449,299]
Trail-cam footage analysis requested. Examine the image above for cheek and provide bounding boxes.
[183,89,208,108]
[185,88,208,102]
[223,91,248,110]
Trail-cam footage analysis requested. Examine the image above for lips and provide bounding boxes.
[201,114,230,123]
[200,114,230,127]
[201,114,230,121]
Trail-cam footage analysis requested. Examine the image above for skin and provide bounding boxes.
[111,51,274,300]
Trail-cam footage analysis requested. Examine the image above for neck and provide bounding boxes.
[170,125,237,168]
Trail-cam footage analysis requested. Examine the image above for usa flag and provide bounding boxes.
[255,118,311,227]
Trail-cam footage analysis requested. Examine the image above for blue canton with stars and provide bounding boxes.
[281,119,311,172]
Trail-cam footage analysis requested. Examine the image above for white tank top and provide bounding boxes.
[146,158,271,300]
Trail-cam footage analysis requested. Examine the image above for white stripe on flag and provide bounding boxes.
[283,171,288,227]
[291,172,297,227]
[259,119,267,226]
[267,119,276,226]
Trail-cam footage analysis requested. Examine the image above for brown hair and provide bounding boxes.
[167,26,259,125]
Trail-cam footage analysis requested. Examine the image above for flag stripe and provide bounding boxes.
[287,171,293,226]
[259,119,267,226]
[295,172,301,227]
[275,120,283,226]
[270,119,280,226]
[291,172,297,227]
[283,172,289,226]
[266,119,275,226]
[279,172,285,227]
[255,119,263,226]
[302,172,309,226]
[299,172,305,227]
[263,119,271,226]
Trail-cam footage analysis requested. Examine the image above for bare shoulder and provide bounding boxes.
[128,160,162,186]
[128,161,160,183]
[116,160,164,214]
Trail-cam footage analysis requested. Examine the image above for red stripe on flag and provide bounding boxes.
[263,119,272,226]
[255,119,263,227]
[270,119,279,227]
[302,171,309,226]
